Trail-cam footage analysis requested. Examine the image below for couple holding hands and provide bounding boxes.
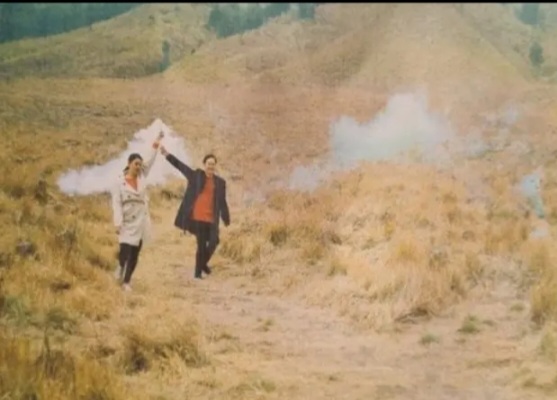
[111,131,230,291]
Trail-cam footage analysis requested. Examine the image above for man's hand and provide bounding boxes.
[160,145,168,156]
[115,226,121,235]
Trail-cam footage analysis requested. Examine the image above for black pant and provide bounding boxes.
[193,221,216,278]
[119,241,143,284]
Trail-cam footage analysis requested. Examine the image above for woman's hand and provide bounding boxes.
[160,145,168,156]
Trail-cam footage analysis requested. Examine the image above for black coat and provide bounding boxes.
[165,154,230,246]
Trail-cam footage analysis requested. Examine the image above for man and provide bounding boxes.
[160,145,230,279]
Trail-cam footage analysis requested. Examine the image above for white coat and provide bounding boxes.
[111,145,158,246]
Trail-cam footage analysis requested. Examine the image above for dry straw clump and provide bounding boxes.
[219,161,535,329]
[119,314,209,375]
[0,331,127,400]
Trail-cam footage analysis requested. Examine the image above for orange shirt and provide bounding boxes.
[191,175,215,223]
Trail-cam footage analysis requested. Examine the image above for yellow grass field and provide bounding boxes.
[2,3,557,399]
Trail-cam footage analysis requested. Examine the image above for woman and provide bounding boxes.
[111,131,163,291]
[160,145,230,279]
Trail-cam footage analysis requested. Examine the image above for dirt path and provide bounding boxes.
[117,211,553,400]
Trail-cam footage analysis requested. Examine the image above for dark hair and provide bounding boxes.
[124,153,143,172]
[203,154,217,164]
[128,153,143,164]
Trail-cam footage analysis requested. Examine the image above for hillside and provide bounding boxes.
[169,3,531,116]
[165,2,542,156]
[3,3,557,400]
[455,3,533,77]
[0,3,550,87]
[0,3,212,79]
[268,4,530,108]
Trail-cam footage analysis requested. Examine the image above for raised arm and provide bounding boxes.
[160,145,194,181]
[142,131,164,178]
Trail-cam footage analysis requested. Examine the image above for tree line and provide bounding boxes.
[206,3,319,39]
[514,3,545,69]
[0,3,142,44]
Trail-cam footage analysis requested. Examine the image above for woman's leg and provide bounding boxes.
[123,241,143,284]
[117,243,131,281]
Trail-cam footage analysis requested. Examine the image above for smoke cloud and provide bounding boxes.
[330,92,455,168]
[289,91,456,191]
[518,168,546,219]
[57,119,191,196]
[287,92,524,192]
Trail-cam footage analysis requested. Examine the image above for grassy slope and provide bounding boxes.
[168,3,531,116]
[0,3,213,79]
[0,74,225,399]
[456,3,533,77]
[165,4,393,84]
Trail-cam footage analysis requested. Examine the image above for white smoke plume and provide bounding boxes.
[517,167,550,239]
[288,92,523,192]
[330,91,455,168]
[289,91,456,191]
[518,168,546,219]
[288,161,333,192]
[57,119,191,196]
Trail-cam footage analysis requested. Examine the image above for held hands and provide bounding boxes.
[153,131,164,149]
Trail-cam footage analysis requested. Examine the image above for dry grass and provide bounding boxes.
[119,317,208,375]
[458,315,482,335]
[0,77,209,399]
[420,333,441,346]
[163,1,533,112]
[0,331,128,399]
[521,239,557,325]
[456,3,534,77]
[0,166,122,323]
[0,143,134,398]
[0,4,212,79]
[262,3,527,113]
[220,189,342,274]
[2,4,557,397]
[218,162,514,329]
[214,156,557,331]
